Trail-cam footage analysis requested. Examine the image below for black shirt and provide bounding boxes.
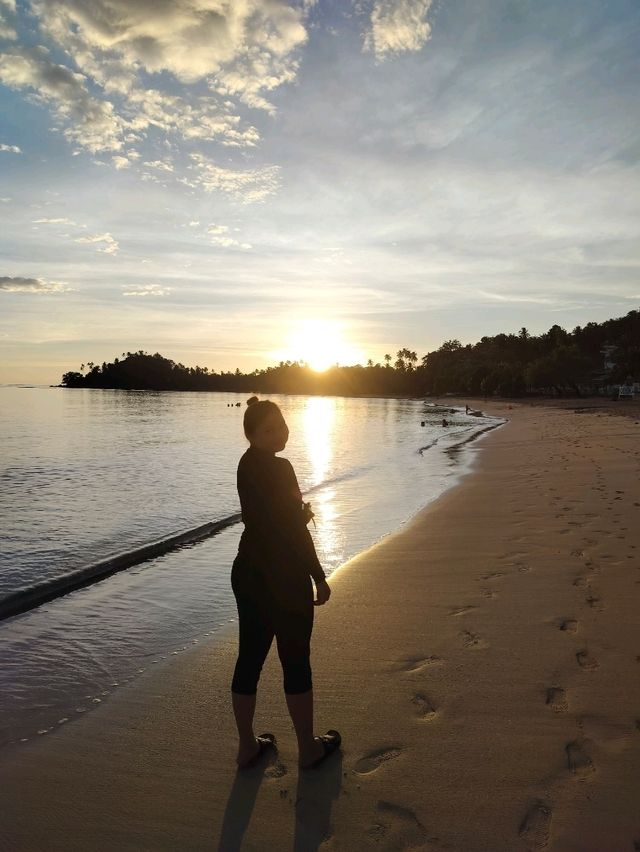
[235,445,325,584]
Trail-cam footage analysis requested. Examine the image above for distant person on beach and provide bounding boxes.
[230,396,341,771]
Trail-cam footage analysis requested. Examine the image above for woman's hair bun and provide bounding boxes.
[246,395,259,407]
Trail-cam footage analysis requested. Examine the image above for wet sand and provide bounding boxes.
[1,402,639,851]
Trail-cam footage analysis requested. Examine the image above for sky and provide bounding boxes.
[0,0,639,383]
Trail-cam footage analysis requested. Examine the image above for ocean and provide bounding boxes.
[0,385,502,747]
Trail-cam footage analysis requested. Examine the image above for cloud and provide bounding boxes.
[75,232,119,254]
[364,0,433,58]
[14,0,307,155]
[0,142,20,152]
[476,290,558,306]
[33,216,76,224]
[0,4,17,41]
[125,87,260,147]
[122,283,171,297]
[112,155,130,169]
[206,223,252,249]
[188,153,280,202]
[143,159,174,173]
[33,0,308,92]
[0,48,124,152]
[0,1,312,198]
[0,275,72,293]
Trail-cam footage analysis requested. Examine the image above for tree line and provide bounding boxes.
[61,309,639,398]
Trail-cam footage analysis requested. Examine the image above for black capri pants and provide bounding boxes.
[231,562,314,695]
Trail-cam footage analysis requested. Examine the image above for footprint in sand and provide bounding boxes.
[411,692,437,720]
[559,618,578,633]
[366,801,435,851]
[481,587,498,599]
[576,650,599,670]
[518,800,552,850]
[394,655,442,674]
[354,747,403,775]
[565,739,595,778]
[264,761,288,779]
[461,630,488,649]
[481,571,505,581]
[546,687,568,713]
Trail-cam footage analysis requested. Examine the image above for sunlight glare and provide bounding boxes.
[287,320,362,371]
[303,396,335,486]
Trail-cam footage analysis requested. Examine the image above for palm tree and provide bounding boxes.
[384,353,392,368]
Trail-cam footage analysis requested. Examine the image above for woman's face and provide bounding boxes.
[250,408,289,453]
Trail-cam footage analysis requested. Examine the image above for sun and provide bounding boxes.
[285,320,362,372]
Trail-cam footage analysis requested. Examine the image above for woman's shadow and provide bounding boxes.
[293,752,343,851]
[216,752,343,851]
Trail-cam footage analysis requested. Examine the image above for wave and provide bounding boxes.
[0,514,241,623]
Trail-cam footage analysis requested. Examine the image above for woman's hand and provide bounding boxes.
[314,579,331,606]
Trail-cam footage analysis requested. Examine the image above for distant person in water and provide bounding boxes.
[442,418,449,427]
[230,396,341,770]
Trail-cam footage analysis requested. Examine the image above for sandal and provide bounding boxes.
[301,730,342,770]
[237,733,277,770]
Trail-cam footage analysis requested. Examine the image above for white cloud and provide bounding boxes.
[0,196,11,202]
[364,0,433,58]
[33,0,308,92]
[0,48,124,152]
[125,87,260,147]
[189,152,280,202]
[33,216,76,224]
[112,155,130,169]
[122,283,171,297]
[75,232,119,254]
[205,222,251,248]
[15,0,307,157]
[0,6,17,41]
[0,142,20,152]
[0,275,72,293]
[206,223,229,236]
[143,159,174,173]
[0,1,311,194]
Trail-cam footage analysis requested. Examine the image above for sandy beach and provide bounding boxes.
[1,401,639,851]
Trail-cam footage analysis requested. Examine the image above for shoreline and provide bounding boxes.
[2,401,639,850]
[1,405,499,748]
[1,410,500,624]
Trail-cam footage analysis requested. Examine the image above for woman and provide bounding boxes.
[231,396,341,770]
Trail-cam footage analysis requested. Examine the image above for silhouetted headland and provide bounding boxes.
[61,309,639,398]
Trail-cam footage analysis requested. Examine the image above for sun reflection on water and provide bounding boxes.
[303,396,335,486]
[302,397,344,563]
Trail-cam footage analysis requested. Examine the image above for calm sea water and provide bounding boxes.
[0,386,501,747]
